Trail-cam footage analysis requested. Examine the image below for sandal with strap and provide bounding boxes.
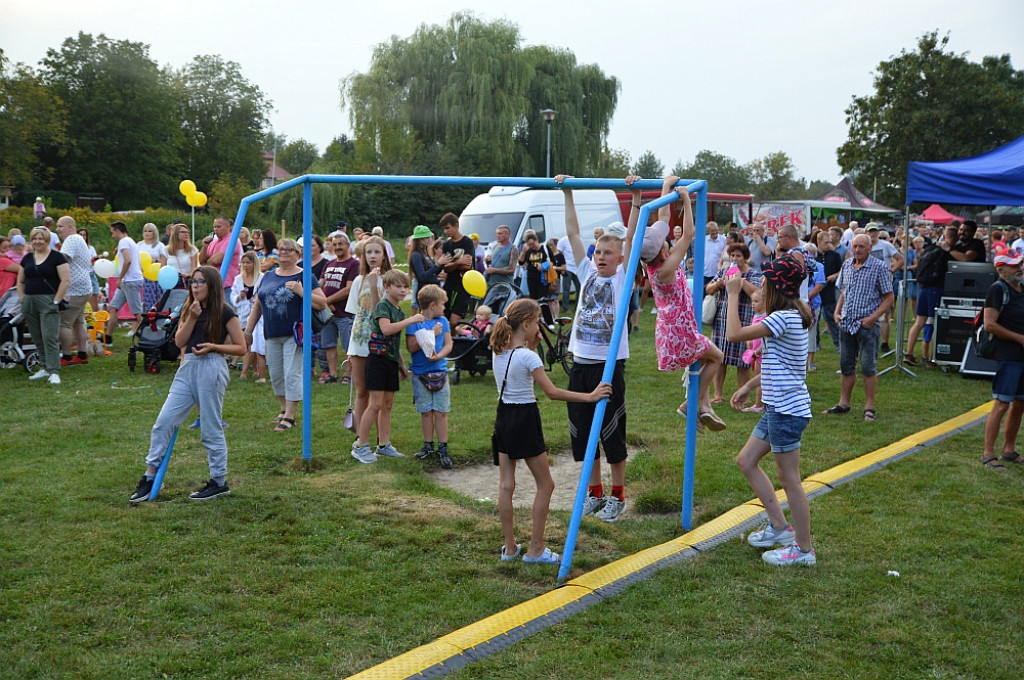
[270,411,286,424]
[823,404,851,415]
[274,417,295,432]
[522,547,560,564]
[1000,451,1024,465]
[982,456,1007,471]
[864,408,877,422]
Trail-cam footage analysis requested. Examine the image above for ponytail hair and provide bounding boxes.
[762,277,812,329]
[490,298,541,354]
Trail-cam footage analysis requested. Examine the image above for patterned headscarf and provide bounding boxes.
[761,254,803,298]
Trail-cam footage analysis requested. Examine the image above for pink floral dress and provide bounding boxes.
[647,261,711,371]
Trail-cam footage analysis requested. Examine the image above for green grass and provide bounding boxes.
[2,310,1020,679]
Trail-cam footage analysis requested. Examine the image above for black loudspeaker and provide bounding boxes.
[944,271,995,298]
[960,337,998,378]
[933,303,979,366]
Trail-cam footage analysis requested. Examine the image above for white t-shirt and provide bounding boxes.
[117,236,144,283]
[344,274,385,358]
[492,346,544,404]
[569,258,629,361]
[1012,238,1024,252]
[869,239,900,270]
[138,240,165,262]
[60,234,93,297]
[704,236,727,277]
[164,246,198,275]
[557,236,577,275]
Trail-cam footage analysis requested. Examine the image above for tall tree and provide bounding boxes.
[672,150,752,194]
[277,138,319,175]
[176,55,271,191]
[837,31,1024,208]
[39,32,180,208]
[632,150,664,178]
[341,12,618,179]
[0,52,66,192]
[746,151,802,199]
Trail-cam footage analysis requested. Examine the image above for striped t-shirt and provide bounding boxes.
[760,309,811,418]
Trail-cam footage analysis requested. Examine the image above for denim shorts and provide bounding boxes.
[751,405,810,453]
[412,373,451,414]
[992,360,1024,403]
[915,286,942,319]
[839,323,880,376]
[320,316,353,350]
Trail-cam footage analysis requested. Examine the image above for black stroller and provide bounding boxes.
[0,289,42,374]
[448,282,522,384]
[129,288,188,373]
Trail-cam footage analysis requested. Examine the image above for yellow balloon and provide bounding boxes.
[463,270,487,298]
[139,252,152,269]
[193,191,208,208]
[144,262,162,281]
[179,180,196,197]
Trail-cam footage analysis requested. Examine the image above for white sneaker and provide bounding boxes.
[351,442,377,464]
[595,496,625,523]
[124,330,136,338]
[747,522,795,548]
[48,373,61,385]
[762,544,816,566]
[375,443,405,458]
[29,370,50,381]
[582,494,606,516]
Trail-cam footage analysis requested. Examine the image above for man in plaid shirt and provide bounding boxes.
[826,234,894,422]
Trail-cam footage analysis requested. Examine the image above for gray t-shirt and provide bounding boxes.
[746,235,777,273]
[492,347,544,404]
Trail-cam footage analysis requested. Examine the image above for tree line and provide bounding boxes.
[3,23,1017,235]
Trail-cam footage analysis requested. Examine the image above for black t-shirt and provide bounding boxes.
[21,250,66,296]
[185,304,238,355]
[953,238,986,263]
[816,250,842,305]
[985,280,1024,362]
[442,235,476,296]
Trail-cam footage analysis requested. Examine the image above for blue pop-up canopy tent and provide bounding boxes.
[907,135,1024,205]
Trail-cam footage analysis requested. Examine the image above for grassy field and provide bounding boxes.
[2,305,1021,679]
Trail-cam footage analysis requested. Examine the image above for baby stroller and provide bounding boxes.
[0,289,42,374]
[129,288,188,373]
[448,282,523,384]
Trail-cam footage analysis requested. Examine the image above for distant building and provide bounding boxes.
[261,153,293,190]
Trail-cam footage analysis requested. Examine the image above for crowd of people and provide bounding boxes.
[10,189,1021,568]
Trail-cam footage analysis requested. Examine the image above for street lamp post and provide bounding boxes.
[541,108,557,177]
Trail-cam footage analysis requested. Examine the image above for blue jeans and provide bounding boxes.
[839,323,881,376]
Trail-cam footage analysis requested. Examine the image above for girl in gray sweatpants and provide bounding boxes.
[129,266,247,503]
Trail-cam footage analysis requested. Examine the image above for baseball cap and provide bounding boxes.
[640,221,670,260]
[865,222,880,232]
[604,221,627,239]
[11,235,26,246]
[994,248,1024,267]
[761,254,804,298]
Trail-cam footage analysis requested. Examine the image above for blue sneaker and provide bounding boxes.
[188,418,201,429]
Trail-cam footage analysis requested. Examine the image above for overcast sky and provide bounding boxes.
[3,0,1021,185]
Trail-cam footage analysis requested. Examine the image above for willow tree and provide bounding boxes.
[341,11,618,178]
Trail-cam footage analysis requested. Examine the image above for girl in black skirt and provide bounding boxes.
[491,298,611,565]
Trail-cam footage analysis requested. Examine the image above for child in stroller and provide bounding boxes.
[129,288,189,373]
[0,288,42,374]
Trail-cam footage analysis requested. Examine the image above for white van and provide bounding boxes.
[458,186,622,250]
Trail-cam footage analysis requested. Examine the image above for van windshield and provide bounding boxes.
[457,212,525,245]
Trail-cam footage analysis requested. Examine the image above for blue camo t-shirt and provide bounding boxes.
[406,316,450,374]
[760,309,811,418]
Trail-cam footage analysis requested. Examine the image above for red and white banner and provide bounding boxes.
[732,202,812,237]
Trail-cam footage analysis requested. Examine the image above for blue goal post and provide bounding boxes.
[216,174,708,578]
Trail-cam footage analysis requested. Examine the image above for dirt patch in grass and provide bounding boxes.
[430,449,641,510]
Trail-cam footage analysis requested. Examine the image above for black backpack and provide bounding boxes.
[915,243,950,287]
[974,280,1010,360]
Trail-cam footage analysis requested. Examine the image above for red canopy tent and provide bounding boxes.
[920,203,956,224]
